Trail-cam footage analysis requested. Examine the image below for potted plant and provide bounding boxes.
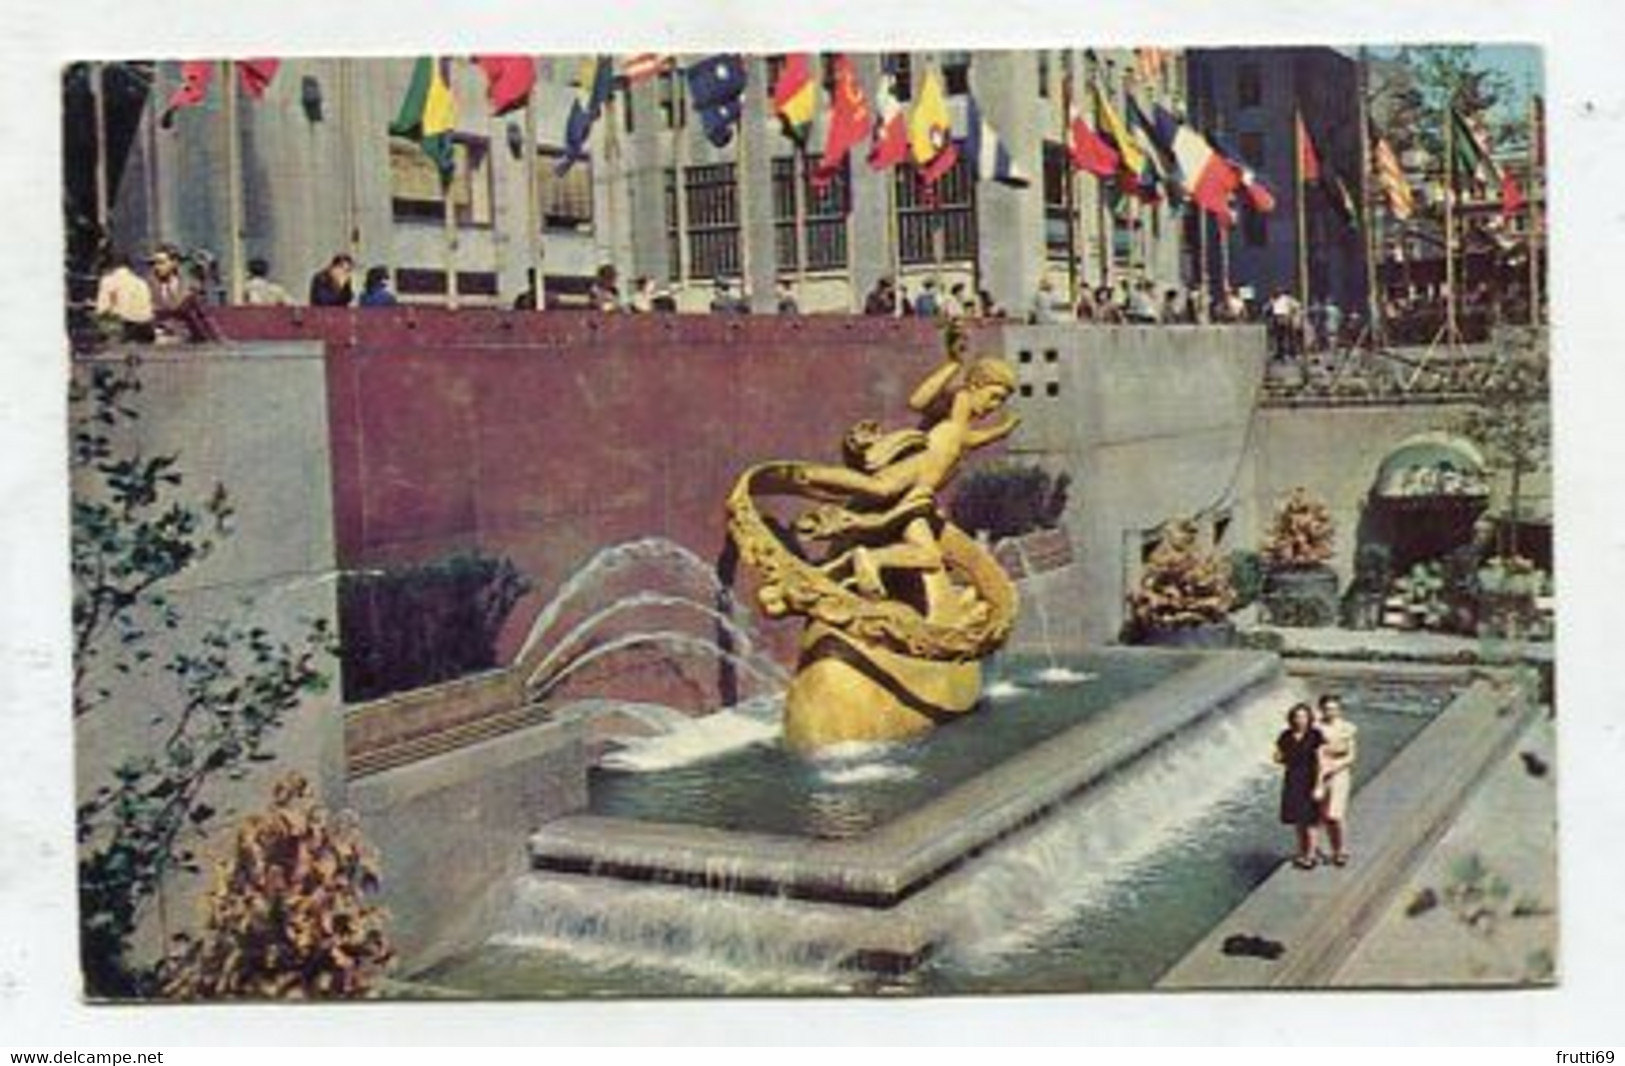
[1260,487,1339,627]
[1393,562,1448,631]
[1477,554,1548,640]
[1125,519,1238,647]
[1341,542,1392,631]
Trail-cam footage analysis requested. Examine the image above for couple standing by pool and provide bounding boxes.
[1275,694,1358,870]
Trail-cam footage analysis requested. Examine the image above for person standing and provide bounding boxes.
[358,267,398,307]
[775,279,800,315]
[1315,693,1358,866]
[1275,702,1325,870]
[308,254,355,307]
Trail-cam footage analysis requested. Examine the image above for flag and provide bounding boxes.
[621,53,674,86]
[1067,102,1119,177]
[161,59,281,126]
[1373,136,1414,220]
[237,59,281,100]
[1211,133,1277,214]
[771,53,818,147]
[473,56,536,116]
[1451,106,1500,189]
[558,56,614,172]
[1135,48,1169,84]
[1163,111,1241,221]
[687,54,748,148]
[963,94,1029,187]
[815,55,870,186]
[1501,169,1527,219]
[1093,81,1147,195]
[1125,94,1170,199]
[1326,169,1360,230]
[909,66,958,184]
[867,56,910,170]
[389,57,458,184]
[1296,113,1322,184]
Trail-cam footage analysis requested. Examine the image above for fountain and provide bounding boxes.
[504,324,1294,982]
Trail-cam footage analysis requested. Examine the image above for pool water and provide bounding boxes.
[421,673,1453,997]
[588,651,1196,839]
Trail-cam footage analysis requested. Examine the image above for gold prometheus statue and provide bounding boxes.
[726,323,1021,753]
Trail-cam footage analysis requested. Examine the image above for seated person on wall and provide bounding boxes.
[147,244,222,343]
[791,330,1019,627]
[95,250,156,343]
[308,254,355,307]
[243,257,294,306]
[358,266,399,307]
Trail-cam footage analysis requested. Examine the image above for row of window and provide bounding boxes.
[387,136,595,231]
[661,156,979,280]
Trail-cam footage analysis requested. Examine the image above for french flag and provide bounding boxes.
[963,95,1029,188]
[1165,116,1241,221]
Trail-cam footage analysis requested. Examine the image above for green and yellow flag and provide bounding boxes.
[390,57,458,184]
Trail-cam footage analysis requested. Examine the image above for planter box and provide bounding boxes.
[1136,620,1238,649]
[1262,565,1340,628]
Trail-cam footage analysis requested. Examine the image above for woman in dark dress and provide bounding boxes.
[1275,702,1325,869]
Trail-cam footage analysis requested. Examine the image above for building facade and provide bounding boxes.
[1187,47,1368,316]
[107,51,1195,316]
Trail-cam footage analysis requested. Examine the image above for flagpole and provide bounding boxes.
[341,59,362,263]
[1443,99,1458,345]
[1357,48,1383,349]
[524,79,545,308]
[146,63,163,243]
[1526,88,1540,327]
[885,168,902,315]
[1294,107,1310,348]
[736,94,755,305]
[1089,62,1111,291]
[91,62,110,250]
[674,63,692,297]
[1062,55,1080,309]
[221,60,246,304]
[794,143,808,289]
[605,73,625,298]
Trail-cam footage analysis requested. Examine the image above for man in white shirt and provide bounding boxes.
[243,258,294,306]
[94,253,155,341]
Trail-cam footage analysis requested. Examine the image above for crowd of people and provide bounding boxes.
[1275,693,1359,871]
[93,241,1372,350]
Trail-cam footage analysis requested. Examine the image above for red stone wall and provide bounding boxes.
[210,308,996,667]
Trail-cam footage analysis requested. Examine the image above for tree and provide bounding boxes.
[72,355,338,998]
[1457,329,1549,563]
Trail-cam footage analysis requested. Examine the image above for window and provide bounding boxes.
[389,135,495,227]
[943,51,972,96]
[535,149,595,231]
[659,68,684,129]
[885,53,913,101]
[772,156,851,273]
[1237,62,1262,109]
[1042,141,1073,260]
[685,163,741,280]
[895,155,977,266]
[394,269,500,301]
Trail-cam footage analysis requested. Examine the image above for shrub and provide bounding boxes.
[1128,520,1237,633]
[1228,550,1265,610]
[949,463,1071,543]
[1261,487,1336,569]
[160,773,393,999]
[339,551,531,701]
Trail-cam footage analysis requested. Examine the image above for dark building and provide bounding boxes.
[1188,47,1368,318]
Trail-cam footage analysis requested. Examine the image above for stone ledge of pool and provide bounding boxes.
[529,650,1281,909]
[1155,676,1537,990]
